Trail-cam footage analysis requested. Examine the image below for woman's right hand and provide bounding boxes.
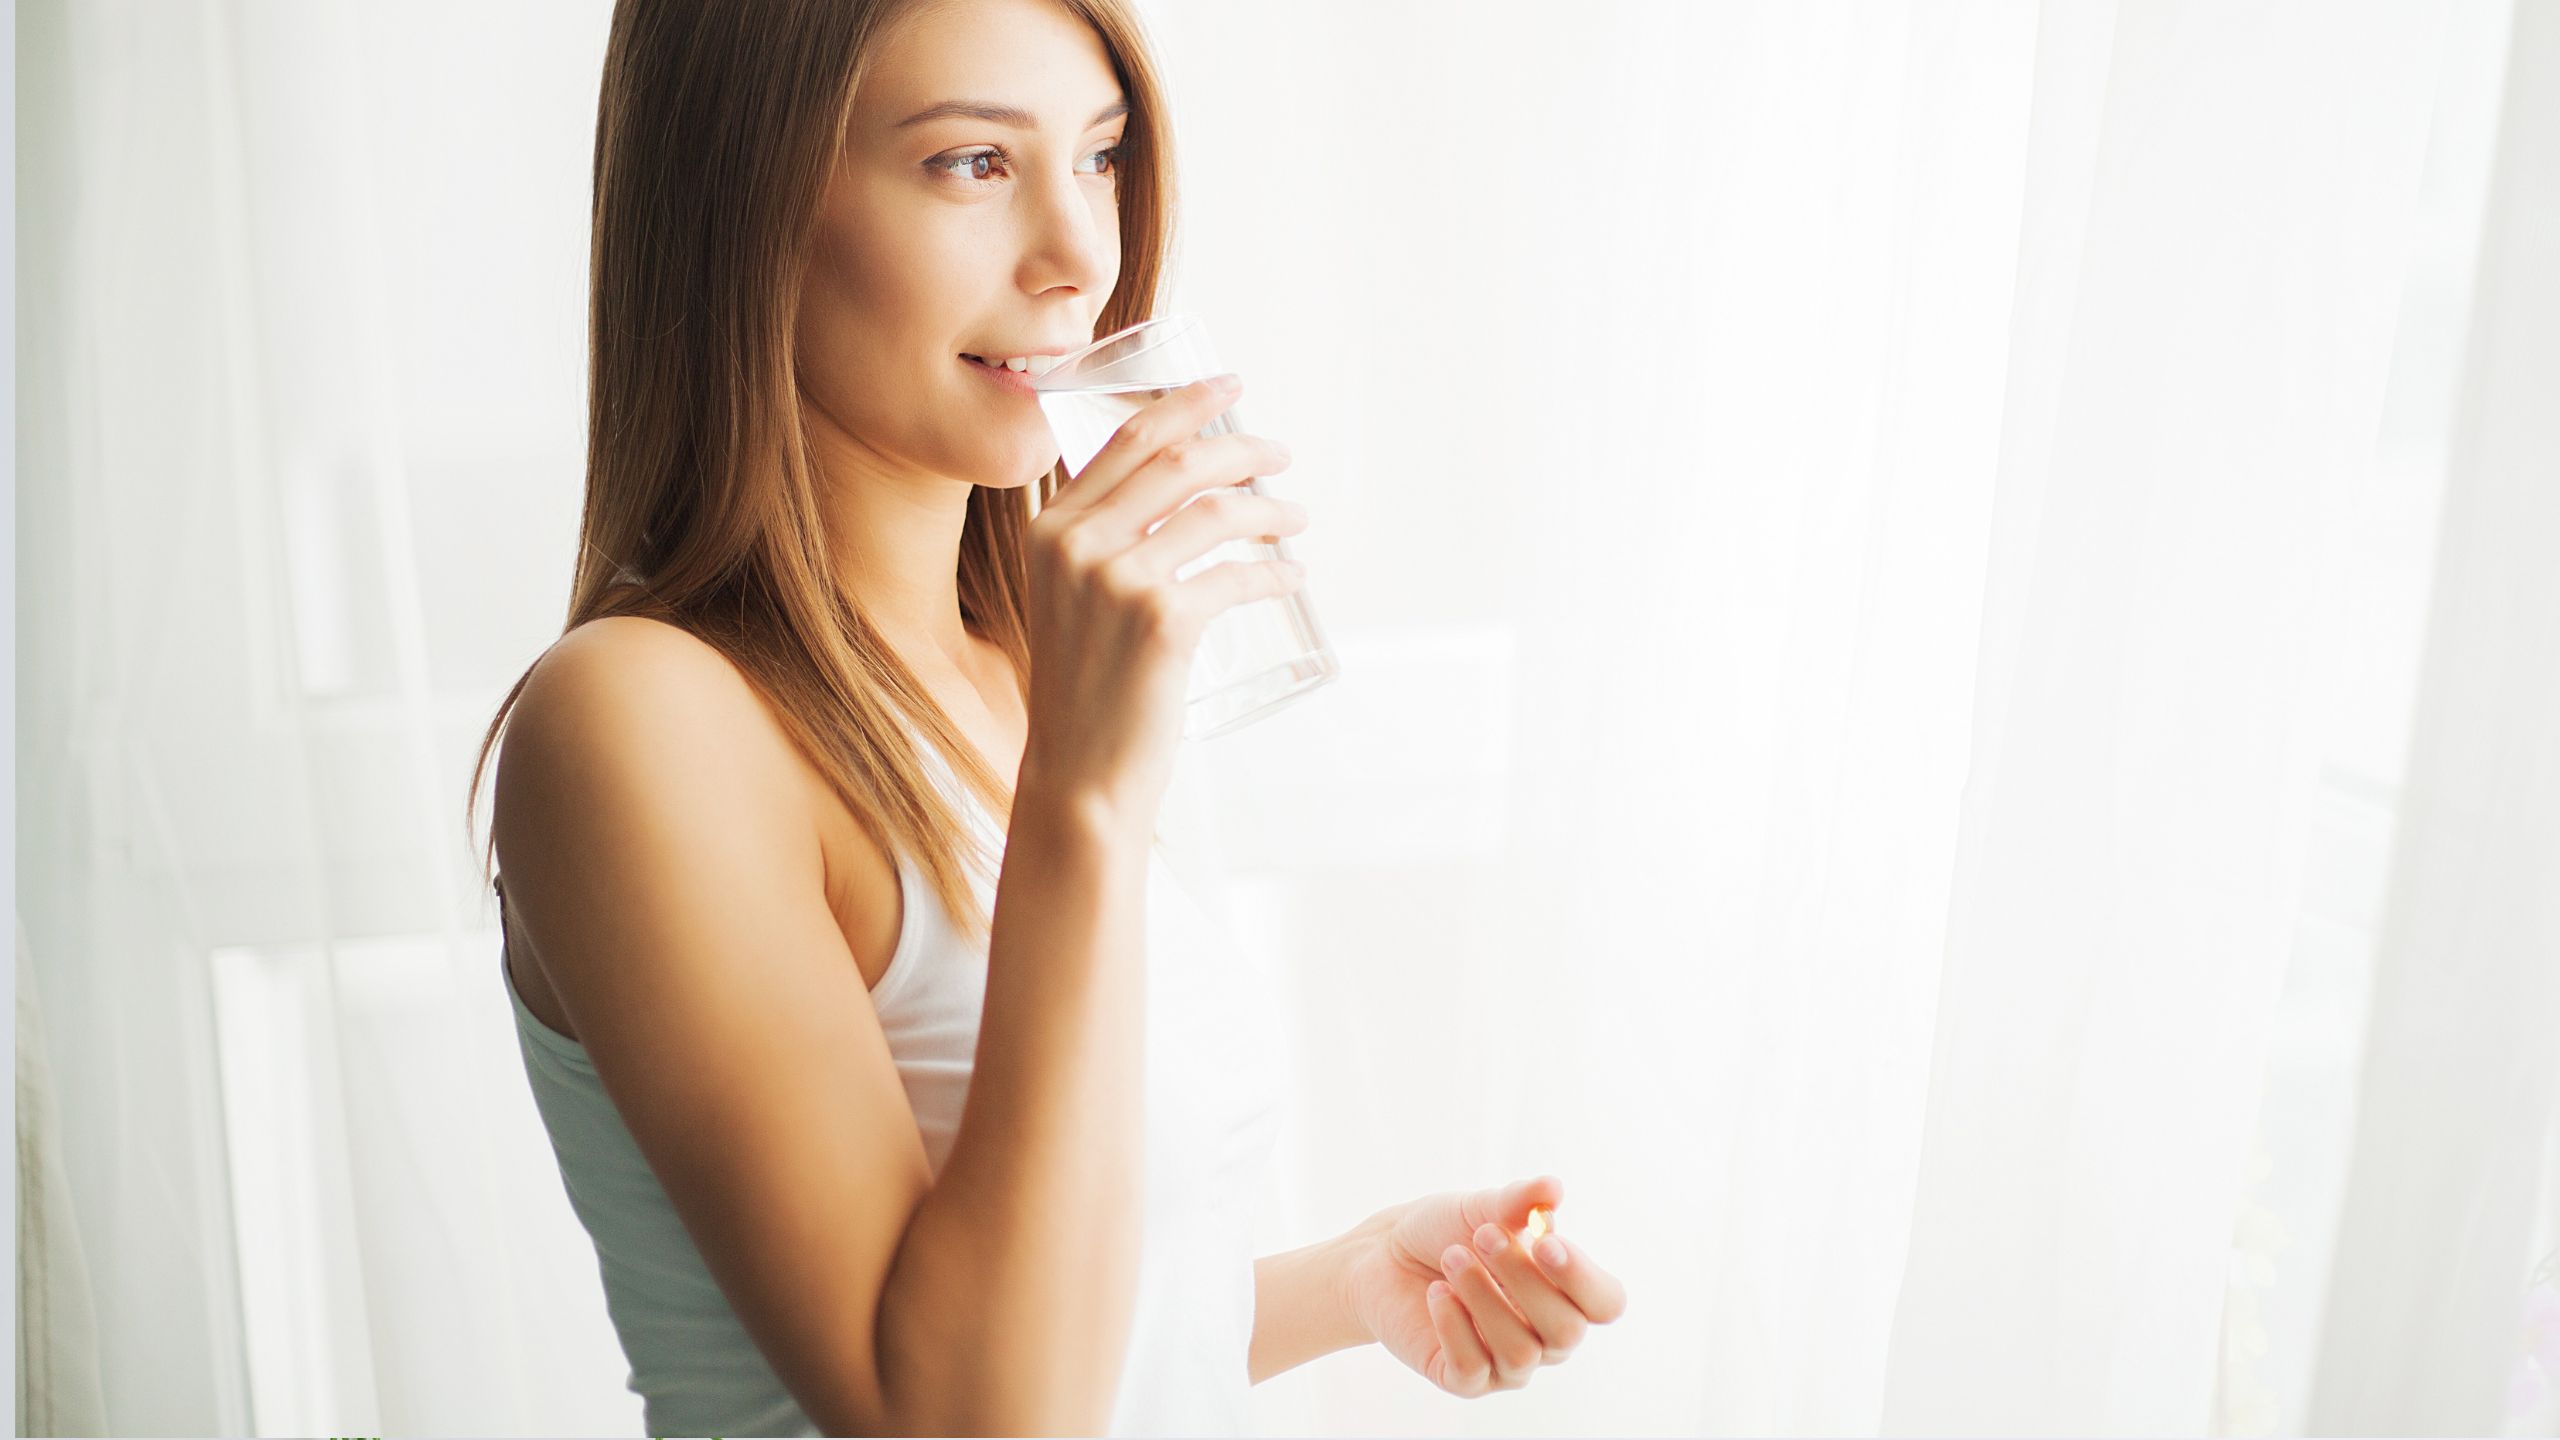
[1019,372,1307,834]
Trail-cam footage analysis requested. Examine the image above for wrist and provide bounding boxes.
[1251,1218,1387,1385]
[1327,1209,1395,1347]
[1012,760,1151,852]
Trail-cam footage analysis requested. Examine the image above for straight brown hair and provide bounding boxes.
[465,0,1182,945]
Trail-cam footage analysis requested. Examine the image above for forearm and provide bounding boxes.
[1249,1223,1380,1385]
[875,778,1154,1435]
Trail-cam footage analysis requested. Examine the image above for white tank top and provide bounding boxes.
[498,740,1288,1436]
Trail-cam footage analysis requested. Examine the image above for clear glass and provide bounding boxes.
[1031,314,1340,740]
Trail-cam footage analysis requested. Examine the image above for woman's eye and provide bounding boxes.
[930,143,1121,184]
[935,149,1005,182]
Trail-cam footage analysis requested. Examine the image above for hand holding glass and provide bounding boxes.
[1033,315,1339,739]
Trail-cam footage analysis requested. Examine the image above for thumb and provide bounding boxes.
[1466,1173,1564,1232]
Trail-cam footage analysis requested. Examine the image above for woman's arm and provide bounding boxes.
[1250,1217,1388,1384]
[876,773,1156,1433]
[495,621,1163,1435]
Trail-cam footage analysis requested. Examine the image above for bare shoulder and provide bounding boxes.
[504,615,816,828]
[517,615,785,751]
[498,613,901,994]
[491,614,830,970]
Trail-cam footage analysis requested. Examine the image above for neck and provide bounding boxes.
[813,452,978,667]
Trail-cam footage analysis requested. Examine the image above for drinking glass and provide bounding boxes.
[1032,315,1339,740]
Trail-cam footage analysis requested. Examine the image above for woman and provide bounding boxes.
[469,0,1626,1432]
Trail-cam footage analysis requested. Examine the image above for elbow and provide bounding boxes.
[869,1352,1117,1438]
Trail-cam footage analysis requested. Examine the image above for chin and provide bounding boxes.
[975,450,1058,490]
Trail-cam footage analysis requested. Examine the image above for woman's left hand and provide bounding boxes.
[1338,1174,1628,1397]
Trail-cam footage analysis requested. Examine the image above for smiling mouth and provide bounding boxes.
[961,353,1045,388]
[962,353,1074,377]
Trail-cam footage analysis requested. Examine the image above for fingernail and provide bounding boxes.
[1537,1235,1568,1268]
[1474,1224,1508,1258]
[1212,372,1242,394]
[1444,1244,1475,1272]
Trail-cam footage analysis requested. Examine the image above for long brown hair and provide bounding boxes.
[465,0,1181,945]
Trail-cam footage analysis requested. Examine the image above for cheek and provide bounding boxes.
[796,232,891,381]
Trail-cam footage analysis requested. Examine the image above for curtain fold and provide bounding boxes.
[17,918,111,1437]
[1877,0,2452,1431]
[2306,1,2560,1430]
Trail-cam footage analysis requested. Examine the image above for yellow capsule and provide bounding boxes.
[1524,1205,1555,1244]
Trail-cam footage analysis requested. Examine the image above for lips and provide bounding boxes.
[962,353,1037,394]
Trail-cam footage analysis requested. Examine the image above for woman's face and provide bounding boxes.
[799,0,1126,493]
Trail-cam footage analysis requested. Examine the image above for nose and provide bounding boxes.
[1017,160,1118,300]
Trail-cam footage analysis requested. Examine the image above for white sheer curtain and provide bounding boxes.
[15,1,2556,1436]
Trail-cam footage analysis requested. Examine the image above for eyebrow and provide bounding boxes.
[895,97,1131,130]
